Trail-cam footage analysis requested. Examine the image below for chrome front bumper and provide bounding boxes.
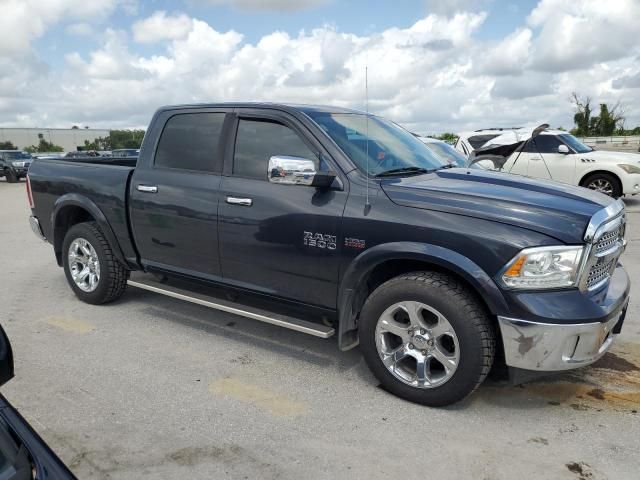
[498,313,624,371]
[29,215,46,241]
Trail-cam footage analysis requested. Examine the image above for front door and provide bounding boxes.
[130,109,228,278]
[218,111,348,308]
[525,134,576,184]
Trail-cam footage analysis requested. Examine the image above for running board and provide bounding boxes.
[127,277,335,339]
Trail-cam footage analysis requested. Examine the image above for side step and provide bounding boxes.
[127,276,335,339]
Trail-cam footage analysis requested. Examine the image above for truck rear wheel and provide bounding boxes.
[359,271,495,407]
[62,222,128,305]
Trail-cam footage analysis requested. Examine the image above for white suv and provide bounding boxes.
[456,128,640,198]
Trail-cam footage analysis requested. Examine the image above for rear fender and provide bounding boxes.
[337,242,509,350]
[52,194,127,267]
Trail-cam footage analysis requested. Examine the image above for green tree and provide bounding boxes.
[0,141,17,150]
[435,132,458,143]
[571,92,592,136]
[572,93,625,136]
[108,129,145,149]
[24,139,64,153]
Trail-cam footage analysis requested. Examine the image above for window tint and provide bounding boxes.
[467,134,500,149]
[530,135,562,154]
[155,113,225,172]
[233,119,317,179]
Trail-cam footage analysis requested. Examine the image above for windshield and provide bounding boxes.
[308,113,446,176]
[559,133,592,153]
[423,141,468,166]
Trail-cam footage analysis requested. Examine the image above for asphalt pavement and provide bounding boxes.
[1,179,639,479]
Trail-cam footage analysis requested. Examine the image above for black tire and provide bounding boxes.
[581,172,622,198]
[62,222,128,304]
[4,170,18,183]
[359,271,495,407]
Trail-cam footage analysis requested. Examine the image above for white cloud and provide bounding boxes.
[527,0,640,72]
[476,28,532,76]
[1,2,640,133]
[0,0,132,55]
[132,11,193,44]
[194,0,329,11]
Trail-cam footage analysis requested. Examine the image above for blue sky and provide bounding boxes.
[35,0,541,70]
[2,0,639,131]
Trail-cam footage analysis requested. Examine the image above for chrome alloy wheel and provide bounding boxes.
[68,238,100,292]
[587,178,614,196]
[375,301,460,388]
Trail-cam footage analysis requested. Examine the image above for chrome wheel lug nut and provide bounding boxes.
[420,329,426,335]
[408,344,414,349]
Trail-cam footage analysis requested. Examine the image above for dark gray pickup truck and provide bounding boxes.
[26,103,630,406]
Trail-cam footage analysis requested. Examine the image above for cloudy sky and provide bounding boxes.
[1,0,639,134]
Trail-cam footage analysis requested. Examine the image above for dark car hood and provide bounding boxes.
[381,168,612,244]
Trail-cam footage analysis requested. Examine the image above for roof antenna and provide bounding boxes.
[364,66,371,215]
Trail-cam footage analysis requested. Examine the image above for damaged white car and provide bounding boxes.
[460,127,640,198]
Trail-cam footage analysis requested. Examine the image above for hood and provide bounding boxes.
[381,168,613,244]
[580,150,640,164]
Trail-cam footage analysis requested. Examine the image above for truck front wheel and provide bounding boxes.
[62,222,128,305]
[359,271,495,407]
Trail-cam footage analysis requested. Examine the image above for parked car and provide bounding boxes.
[417,136,469,167]
[0,324,76,478]
[65,151,101,158]
[26,103,629,406]
[457,127,640,198]
[0,151,32,183]
[111,149,140,158]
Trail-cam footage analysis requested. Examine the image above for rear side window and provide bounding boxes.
[467,134,500,149]
[233,119,317,180]
[531,135,562,154]
[155,113,225,172]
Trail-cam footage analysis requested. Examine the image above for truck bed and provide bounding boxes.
[28,158,138,265]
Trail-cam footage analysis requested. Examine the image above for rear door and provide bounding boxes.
[217,109,348,308]
[129,108,230,278]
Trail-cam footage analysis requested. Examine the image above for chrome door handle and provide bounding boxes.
[137,185,158,193]
[530,157,542,161]
[226,196,252,206]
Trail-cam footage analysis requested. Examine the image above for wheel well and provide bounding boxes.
[579,170,621,189]
[346,258,502,350]
[356,259,493,319]
[53,206,95,265]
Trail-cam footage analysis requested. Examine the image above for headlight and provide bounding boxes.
[11,161,25,167]
[500,245,583,289]
[618,164,640,174]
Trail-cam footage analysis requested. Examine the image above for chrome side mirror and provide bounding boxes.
[268,156,336,187]
[557,144,570,154]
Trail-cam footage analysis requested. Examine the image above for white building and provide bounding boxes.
[0,128,111,152]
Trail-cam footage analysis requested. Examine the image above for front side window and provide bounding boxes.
[559,134,593,153]
[155,113,225,172]
[233,119,318,180]
[308,113,445,176]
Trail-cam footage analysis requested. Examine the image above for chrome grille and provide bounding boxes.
[580,200,626,291]
[594,225,623,254]
[586,259,616,289]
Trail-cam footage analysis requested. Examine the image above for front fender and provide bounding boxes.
[337,242,509,350]
[52,194,127,267]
